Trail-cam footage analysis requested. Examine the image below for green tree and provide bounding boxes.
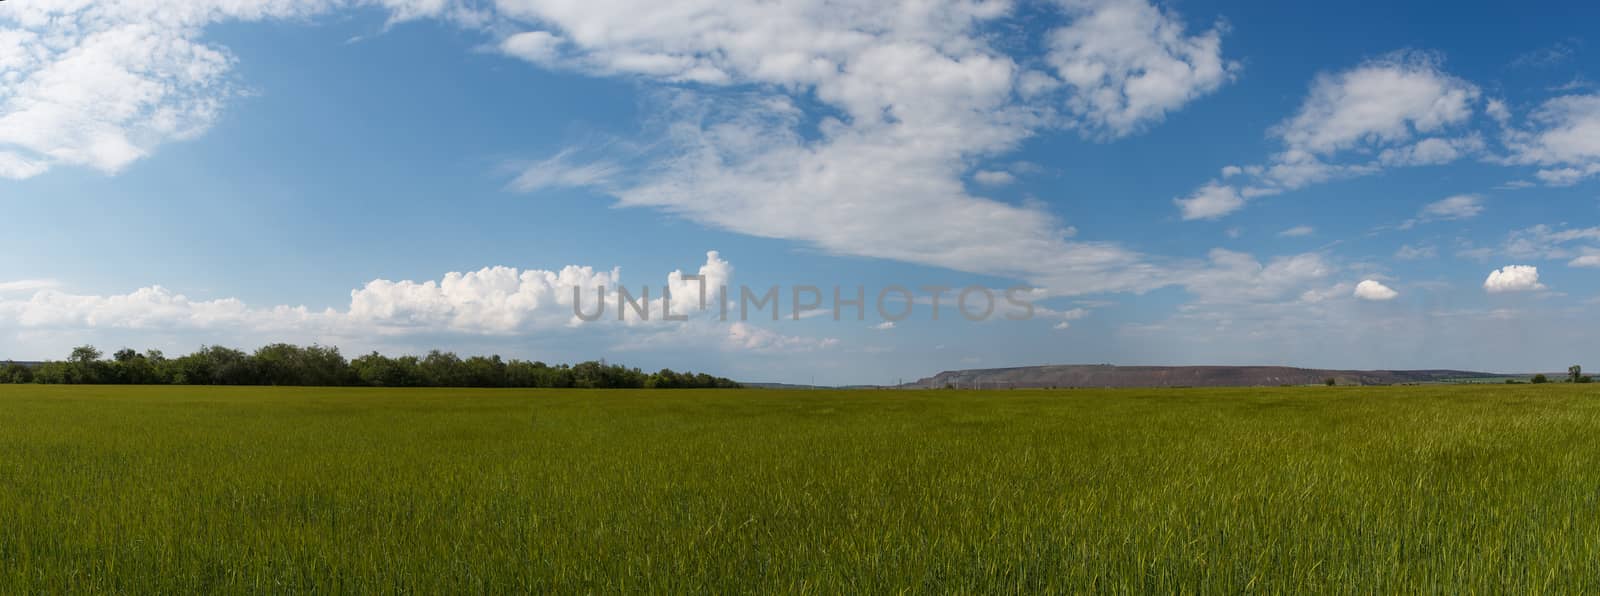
[419,351,467,387]
[462,355,508,387]
[66,345,109,384]
[1532,374,1549,384]
[1571,365,1584,384]
[0,361,32,384]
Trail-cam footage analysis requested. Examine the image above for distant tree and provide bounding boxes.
[109,348,164,384]
[419,350,467,387]
[1571,365,1584,384]
[14,343,736,389]
[175,345,255,385]
[1532,374,1549,384]
[32,362,70,384]
[65,345,110,384]
[1324,378,1336,386]
[255,343,350,386]
[504,359,548,388]
[462,355,507,387]
[0,361,32,384]
[352,352,421,387]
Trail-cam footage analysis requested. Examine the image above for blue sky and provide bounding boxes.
[1,0,1597,384]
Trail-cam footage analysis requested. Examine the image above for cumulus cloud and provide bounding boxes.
[1353,279,1398,301]
[0,251,835,354]
[345,264,622,333]
[1483,265,1546,293]
[1048,0,1239,138]
[1176,51,1480,219]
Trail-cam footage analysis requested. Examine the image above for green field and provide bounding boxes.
[3,384,1600,592]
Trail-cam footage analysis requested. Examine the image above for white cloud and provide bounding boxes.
[871,321,896,330]
[1499,94,1600,186]
[1299,282,1353,304]
[1533,164,1600,186]
[1175,182,1244,220]
[483,0,1250,297]
[4,0,1245,300]
[0,284,324,332]
[1353,279,1398,301]
[0,22,234,177]
[1420,194,1485,220]
[0,251,838,355]
[1277,225,1315,237]
[1510,39,1580,69]
[1039,305,1089,330]
[1395,244,1437,260]
[485,0,1239,297]
[972,169,1016,186]
[1570,255,1600,268]
[0,279,60,293]
[1048,0,1239,138]
[1273,52,1478,156]
[499,31,563,66]
[724,322,839,353]
[0,0,475,180]
[1504,224,1600,261]
[1176,51,1480,219]
[1483,265,1546,293]
[345,264,622,333]
[1376,135,1484,167]
[1181,249,1332,304]
[1486,98,1512,124]
[508,148,620,192]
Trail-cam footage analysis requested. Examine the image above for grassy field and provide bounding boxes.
[2,384,1600,592]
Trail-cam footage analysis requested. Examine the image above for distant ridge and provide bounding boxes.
[900,365,1507,389]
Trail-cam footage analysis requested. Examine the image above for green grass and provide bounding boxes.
[3,384,1600,592]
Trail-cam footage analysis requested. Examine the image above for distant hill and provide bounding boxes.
[900,365,1508,389]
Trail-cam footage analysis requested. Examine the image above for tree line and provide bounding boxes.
[0,344,741,389]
